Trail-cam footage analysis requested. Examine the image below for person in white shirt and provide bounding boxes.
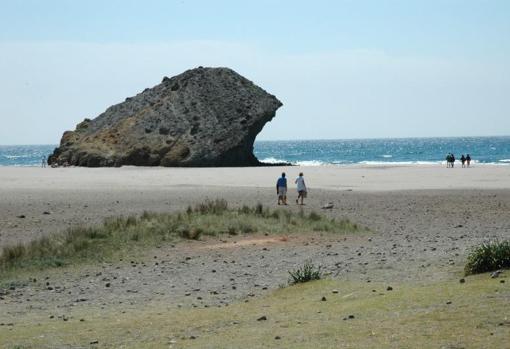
[295,172,307,205]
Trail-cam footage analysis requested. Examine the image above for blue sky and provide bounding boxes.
[1,0,509,144]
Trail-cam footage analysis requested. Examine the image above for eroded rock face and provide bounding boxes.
[49,67,282,167]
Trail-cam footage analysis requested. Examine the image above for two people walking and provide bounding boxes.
[276,172,307,205]
[460,154,471,168]
[446,153,455,168]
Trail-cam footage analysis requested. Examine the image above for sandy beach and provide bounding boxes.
[1,165,509,348]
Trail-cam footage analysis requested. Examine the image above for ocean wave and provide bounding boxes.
[477,162,510,166]
[260,158,325,166]
[294,160,325,166]
[259,157,288,164]
[381,155,393,158]
[358,160,442,166]
[0,164,41,167]
[2,154,31,159]
[259,158,510,167]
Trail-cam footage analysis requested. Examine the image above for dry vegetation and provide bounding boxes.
[0,199,362,277]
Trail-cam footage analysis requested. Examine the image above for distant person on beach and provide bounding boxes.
[466,154,471,167]
[451,153,455,168]
[295,172,307,205]
[446,153,454,168]
[276,172,287,205]
[41,156,46,168]
[461,154,466,168]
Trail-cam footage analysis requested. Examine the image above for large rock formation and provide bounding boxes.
[49,67,282,167]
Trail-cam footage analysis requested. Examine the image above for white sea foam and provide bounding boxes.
[331,160,352,165]
[294,160,325,166]
[381,155,393,158]
[359,160,442,166]
[3,155,30,159]
[260,157,287,164]
[260,158,325,166]
[259,157,510,167]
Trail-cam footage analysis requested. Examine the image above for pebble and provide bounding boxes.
[459,278,465,284]
[257,315,267,321]
[386,286,393,291]
[321,296,327,301]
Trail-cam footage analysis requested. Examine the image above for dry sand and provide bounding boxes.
[1,165,509,323]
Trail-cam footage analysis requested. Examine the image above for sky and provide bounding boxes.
[0,0,509,144]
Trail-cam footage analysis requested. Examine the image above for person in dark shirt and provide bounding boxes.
[466,154,471,167]
[276,172,288,205]
[461,154,466,168]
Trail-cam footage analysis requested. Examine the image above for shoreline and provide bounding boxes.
[2,161,510,168]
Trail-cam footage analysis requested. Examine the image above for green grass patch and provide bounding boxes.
[465,239,510,275]
[1,275,508,349]
[0,199,363,277]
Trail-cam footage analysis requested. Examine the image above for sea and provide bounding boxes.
[1,137,509,167]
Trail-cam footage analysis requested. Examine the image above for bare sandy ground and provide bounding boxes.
[1,165,509,326]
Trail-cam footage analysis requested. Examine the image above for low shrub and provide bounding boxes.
[288,260,322,284]
[465,240,510,275]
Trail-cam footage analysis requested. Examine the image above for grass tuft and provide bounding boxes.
[192,199,228,215]
[288,260,322,284]
[308,211,322,221]
[1,244,26,262]
[465,240,510,275]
